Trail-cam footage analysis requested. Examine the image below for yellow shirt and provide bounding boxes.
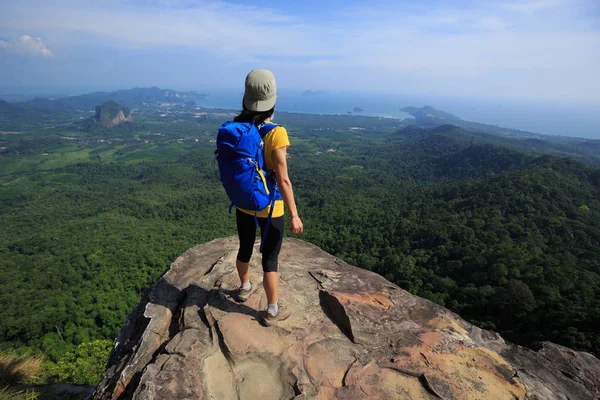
[239,123,290,218]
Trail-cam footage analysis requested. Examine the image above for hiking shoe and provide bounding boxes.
[262,304,291,326]
[234,282,256,302]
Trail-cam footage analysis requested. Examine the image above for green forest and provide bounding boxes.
[1,100,599,386]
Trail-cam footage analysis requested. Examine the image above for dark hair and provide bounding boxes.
[233,106,275,126]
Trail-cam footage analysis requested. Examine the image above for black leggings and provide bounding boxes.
[236,209,284,273]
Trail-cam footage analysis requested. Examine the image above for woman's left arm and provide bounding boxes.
[272,147,303,234]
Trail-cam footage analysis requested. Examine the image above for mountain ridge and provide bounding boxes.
[396,123,600,166]
[18,87,206,111]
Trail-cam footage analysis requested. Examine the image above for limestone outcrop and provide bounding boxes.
[90,237,600,399]
[94,101,132,128]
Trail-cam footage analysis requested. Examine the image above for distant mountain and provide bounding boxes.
[401,106,460,123]
[400,106,600,167]
[20,87,206,111]
[396,124,600,167]
[0,99,68,130]
[94,101,132,128]
[301,90,328,97]
[436,143,532,179]
[0,99,38,119]
[401,106,544,138]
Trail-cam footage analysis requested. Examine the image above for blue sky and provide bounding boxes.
[0,0,599,105]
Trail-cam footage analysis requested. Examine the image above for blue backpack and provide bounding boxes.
[215,121,281,251]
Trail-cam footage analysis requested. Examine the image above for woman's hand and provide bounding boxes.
[290,215,304,234]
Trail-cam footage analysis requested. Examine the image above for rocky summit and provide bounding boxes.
[94,100,133,128]
[90,237,600,400]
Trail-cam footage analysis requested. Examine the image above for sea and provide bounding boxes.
[195,90,600,140]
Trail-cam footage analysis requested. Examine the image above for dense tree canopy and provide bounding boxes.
[1,108,599,372]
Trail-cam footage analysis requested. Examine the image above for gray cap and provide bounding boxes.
[243,69,277,112]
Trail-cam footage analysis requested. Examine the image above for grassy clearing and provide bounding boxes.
[288,138,319,154]
[0,175,32,187]
[0,386,35,400]
[0,157,41,176]
[98,146,123,163]
[119,144,190,163]
[0,142,92,175]
[38,149,94,170]
[89,145,124,163]
[0,353,44,386]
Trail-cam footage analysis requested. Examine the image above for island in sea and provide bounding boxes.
[301,90,328,97]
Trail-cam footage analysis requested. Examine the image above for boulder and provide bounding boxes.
[90,237,600,399]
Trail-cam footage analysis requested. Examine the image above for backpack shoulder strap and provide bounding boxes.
[257,122,278,139]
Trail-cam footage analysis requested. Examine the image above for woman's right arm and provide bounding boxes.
[272,146,303,234]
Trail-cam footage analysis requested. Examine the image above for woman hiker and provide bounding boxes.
[232,69,304,326]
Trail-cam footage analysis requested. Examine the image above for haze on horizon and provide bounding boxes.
[0,0,599,108]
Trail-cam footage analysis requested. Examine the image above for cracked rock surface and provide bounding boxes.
[90,237,600,400]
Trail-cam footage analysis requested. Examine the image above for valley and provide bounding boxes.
[0,89,599,386]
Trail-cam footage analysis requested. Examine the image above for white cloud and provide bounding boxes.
[0,35,53,57]
[18,35,53,57]
[0,1,314,56]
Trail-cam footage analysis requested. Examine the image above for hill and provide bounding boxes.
[90,238,600,399]
[94,101,133,128]
[396,124,600,166]
[0,99,69,131]
[401,106,600,166]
